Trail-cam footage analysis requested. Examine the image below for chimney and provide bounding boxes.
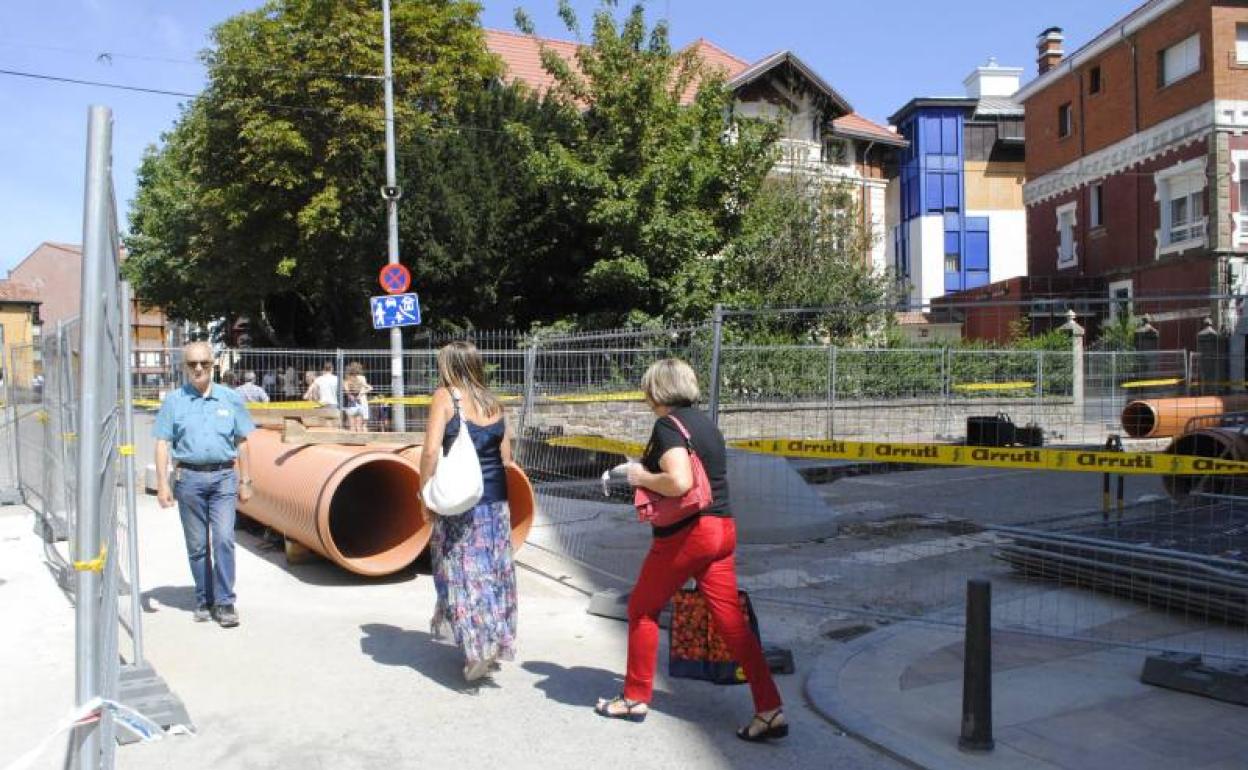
[1037,27,1065,75]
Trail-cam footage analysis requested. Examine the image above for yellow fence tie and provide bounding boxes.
[1121,378,1184,389]
[72,544,108,573]
[36,410,49,424]
[952,381,1033,392]
[62,432,77,442]
[118,444,135,456]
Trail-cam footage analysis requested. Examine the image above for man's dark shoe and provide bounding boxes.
[212,604,239,628]
[192,603,212,623]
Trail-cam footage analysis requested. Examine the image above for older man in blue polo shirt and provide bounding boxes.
[155,341,255,628]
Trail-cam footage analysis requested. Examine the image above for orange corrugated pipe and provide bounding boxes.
[240,429,429,576]
[239,431,536,576]
[1121,396,1248,438]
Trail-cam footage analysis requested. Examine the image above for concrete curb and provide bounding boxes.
[803,622,1061,770]
[803,626,932,770]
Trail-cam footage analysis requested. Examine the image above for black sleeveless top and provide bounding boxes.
[442,411,508,505]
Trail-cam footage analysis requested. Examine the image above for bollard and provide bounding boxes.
[1101,435,1124,521]
[959,579,994,752]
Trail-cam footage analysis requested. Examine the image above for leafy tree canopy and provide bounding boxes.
[514,0,779,326]
[126,0,501,345]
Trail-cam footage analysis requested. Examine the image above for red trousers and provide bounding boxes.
[623,515,783,712]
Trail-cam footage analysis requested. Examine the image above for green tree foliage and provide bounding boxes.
[515,0,779,327]
[718,174,892,342]
[396,84,585,331]
[126,0,500,345]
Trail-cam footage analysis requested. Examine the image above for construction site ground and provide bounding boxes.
[3,458,1246,769]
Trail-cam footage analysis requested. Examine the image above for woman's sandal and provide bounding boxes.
[594,695,648,722]
[736,709,789,742]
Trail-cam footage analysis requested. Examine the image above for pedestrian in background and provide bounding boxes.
[153,341,255,628]
[261,370,277,399]
[220,369,238,388]
[305,361,339,408]
[594,358,786,742]
[283,365,300,399]
[420,341,517,682]
[343,361,372,432]
[236,371,270,403]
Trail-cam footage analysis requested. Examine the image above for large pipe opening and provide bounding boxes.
[325,457,426,574]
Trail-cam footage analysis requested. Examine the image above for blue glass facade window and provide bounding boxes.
[896,107,991,296]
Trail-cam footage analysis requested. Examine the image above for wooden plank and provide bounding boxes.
[280,416,425,446]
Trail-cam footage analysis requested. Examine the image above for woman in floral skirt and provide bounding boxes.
[420,341,517,682]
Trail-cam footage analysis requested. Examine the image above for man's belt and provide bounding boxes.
[177,461,235,472]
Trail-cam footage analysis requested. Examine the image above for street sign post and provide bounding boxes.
[370,292,421,329]
[379,263,410,295]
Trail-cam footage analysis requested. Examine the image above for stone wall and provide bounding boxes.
[521,397,1102,446]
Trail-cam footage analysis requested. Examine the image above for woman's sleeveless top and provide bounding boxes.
[442,412,507,504]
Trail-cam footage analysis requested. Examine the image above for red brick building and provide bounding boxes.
[1014,0,1248,350]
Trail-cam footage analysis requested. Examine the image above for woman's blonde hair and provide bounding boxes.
[640,358,700,407]
[436,341,501,418]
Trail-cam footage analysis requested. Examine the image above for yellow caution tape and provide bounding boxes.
[118,444,135,456]
[62,432,77,442]
[549,435,646,456]
[549,434,1248,476]
[952,381,1034,392]
[244,400,322,410]
[1121,378,1184,389]
[545,391,645,403]
[132,399,162,409]
[733,438,1248,476]
[72,544,107,573]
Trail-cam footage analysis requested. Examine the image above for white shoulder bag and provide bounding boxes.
[422,388,483,516]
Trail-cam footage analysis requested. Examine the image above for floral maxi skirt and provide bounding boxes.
[430,500,518,665]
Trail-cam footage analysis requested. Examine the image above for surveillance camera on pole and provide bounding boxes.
[380,185,402,201]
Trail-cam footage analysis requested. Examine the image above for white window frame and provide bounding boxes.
[1154,157,1207,257]
[1237,24,1248,64]
[1160,33,1200,88]
[1056,200,1078,269]
[1090,181,1104,228]
[1232,150,1248,247]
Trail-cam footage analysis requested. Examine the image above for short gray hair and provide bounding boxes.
[640,358,700,407]
[244,371,257,383]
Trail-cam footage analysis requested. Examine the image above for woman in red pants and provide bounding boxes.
[594,358,787,742]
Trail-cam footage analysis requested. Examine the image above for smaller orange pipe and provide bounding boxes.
[1121,396,1248,438]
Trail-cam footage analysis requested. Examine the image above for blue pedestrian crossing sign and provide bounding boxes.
[370,292,422,329]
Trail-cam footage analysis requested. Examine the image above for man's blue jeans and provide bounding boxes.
[174,468,239,607]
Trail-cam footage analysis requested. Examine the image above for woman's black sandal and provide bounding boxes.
[736,709,788,742]
[594,695,648,722]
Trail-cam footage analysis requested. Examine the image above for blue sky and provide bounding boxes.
[0,0,1142,274]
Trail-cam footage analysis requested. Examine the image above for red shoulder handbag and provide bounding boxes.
[634,414,713,527]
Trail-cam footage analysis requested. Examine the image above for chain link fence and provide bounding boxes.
[509,300,1248,665]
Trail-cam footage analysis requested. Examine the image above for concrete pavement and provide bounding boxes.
[805,592,1248,770]
[0,498,903,770]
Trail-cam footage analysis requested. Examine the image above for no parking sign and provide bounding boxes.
[378,263,411,295]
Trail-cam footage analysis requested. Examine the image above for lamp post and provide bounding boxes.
[381,0,406,430]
